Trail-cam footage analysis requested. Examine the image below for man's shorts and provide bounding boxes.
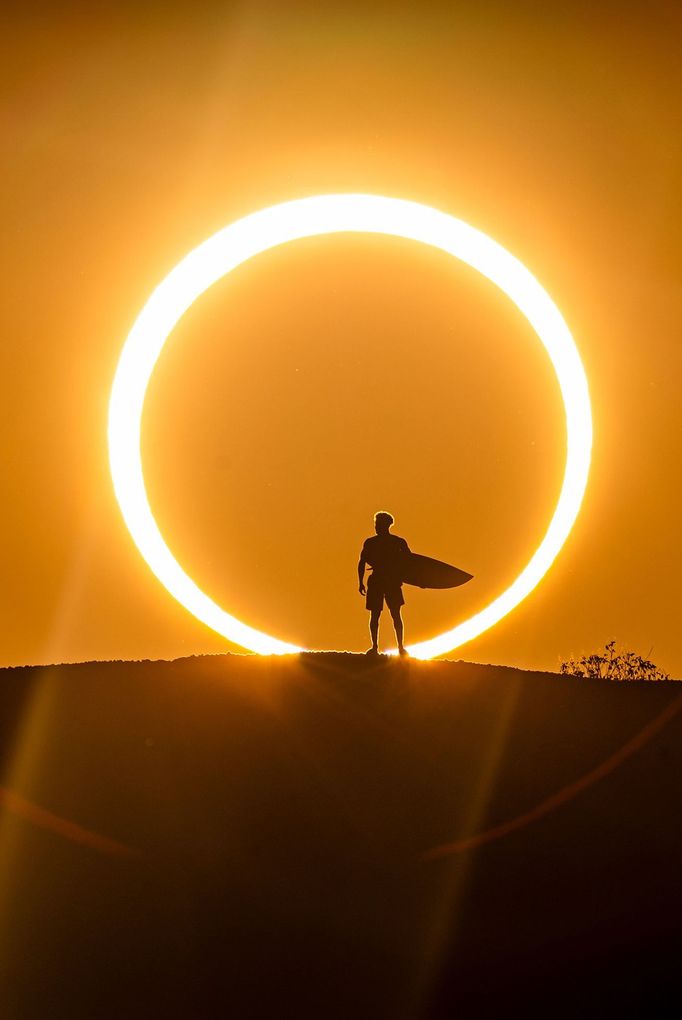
[366,573,405,612]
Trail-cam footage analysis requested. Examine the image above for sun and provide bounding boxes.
[108,194,592,658]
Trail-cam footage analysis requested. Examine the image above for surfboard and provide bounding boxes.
[401,553,473,590]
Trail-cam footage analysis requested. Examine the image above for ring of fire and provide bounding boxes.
[108,194,592,658]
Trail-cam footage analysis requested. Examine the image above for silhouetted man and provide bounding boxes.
[358,511,410,656]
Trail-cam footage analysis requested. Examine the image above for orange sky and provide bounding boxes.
[1,2,680,673]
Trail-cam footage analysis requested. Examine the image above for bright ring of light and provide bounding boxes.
[108,194,592,658]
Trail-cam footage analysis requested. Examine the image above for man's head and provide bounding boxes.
[374,511,394,535]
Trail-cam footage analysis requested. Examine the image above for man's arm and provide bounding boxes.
[358,546,367,595]
[398,538,411,579]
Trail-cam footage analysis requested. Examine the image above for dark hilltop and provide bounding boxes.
[0,653,680,1018]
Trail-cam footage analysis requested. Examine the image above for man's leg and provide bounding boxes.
[389,605,407,655]
[368,608,381,653]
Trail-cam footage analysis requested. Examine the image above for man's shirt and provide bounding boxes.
[361,534,411,586]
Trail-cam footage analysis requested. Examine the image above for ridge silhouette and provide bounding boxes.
[0,653,680,1017]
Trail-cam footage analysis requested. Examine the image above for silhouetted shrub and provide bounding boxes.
[560,640,669,682]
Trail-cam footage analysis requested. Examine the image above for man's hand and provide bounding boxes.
[358,584,366,596]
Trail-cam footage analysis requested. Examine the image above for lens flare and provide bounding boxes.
[108,194,592,658]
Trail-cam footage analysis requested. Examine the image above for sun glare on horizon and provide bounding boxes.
[108,193,592,659]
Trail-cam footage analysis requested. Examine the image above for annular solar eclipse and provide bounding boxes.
[108,194,592,658]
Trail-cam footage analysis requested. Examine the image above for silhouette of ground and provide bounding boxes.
[0,653,680,1018]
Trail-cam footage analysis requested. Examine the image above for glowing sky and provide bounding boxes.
[108,194,592,657]
[1,2,680,672]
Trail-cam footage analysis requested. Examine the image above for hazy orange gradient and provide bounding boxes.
[1,2,680,671]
